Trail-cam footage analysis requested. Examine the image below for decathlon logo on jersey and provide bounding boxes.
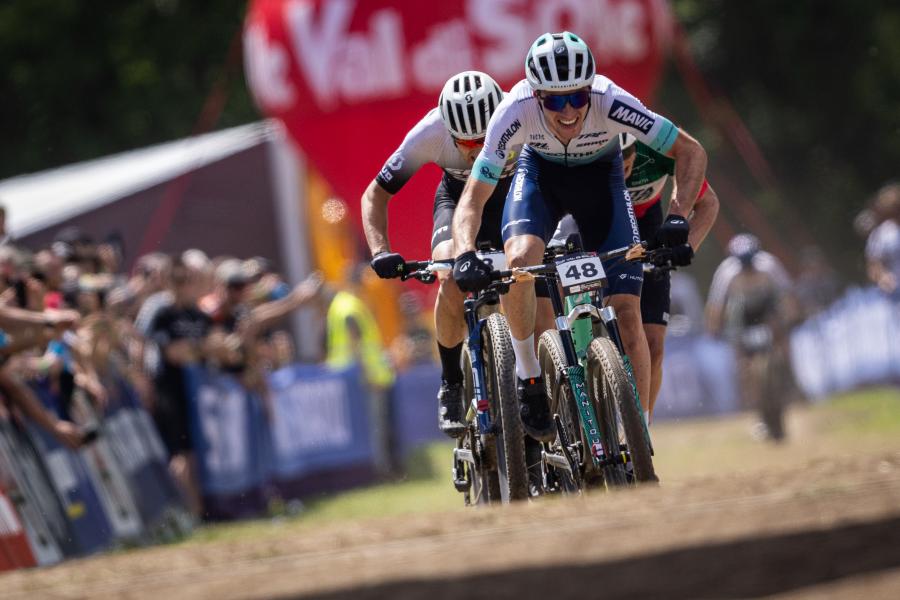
[609,100,655,134]
[497,120,522,153]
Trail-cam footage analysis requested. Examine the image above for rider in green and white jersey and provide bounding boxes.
[553,133,719,421]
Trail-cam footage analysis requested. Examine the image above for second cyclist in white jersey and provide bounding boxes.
[452,32,707,441]
[362,71,518,437]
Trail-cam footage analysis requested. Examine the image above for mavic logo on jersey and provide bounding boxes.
[609,100,655,134]
[497,119,522,152]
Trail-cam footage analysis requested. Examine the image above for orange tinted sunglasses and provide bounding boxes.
[453,136,486,149]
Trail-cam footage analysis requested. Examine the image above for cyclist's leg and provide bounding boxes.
[501,151,560,441]
[643,324,666,420]
[432,173,510,353]
[500,151,559,376]
[431,177,467,380]
[637,202,671,419]
[536,214,578,343]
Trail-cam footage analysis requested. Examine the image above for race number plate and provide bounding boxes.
[555,253,607,295]
[477,250,507,272]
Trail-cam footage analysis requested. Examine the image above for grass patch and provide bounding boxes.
[186,387,900,545]
[186,442,458,545]
[814,386,900,436]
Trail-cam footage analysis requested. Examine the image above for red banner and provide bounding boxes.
[245,0,673,260]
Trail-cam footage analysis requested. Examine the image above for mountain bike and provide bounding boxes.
[488,240,679,492]
[401,252,531,505]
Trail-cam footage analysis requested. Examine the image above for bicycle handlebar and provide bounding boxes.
[399,259,453,283]
[399,241,683,289]
[494,242,682,284]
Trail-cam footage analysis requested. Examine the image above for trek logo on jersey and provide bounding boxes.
[480,165,499,181]
[609,100,655,134]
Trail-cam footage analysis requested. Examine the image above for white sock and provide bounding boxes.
[511,334,541,380]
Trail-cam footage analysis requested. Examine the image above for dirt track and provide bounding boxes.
[4,409,900,599]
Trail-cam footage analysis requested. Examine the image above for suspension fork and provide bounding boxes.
[464,297,492,435]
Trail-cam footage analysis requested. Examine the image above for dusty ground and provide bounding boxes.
[4,404,900,599]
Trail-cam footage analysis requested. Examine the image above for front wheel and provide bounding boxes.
[587,337,656,484]
[461,344,499,505]
[537,330,595,492]
[483,313,529,502]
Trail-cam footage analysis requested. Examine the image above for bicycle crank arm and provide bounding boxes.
[542,450,574,473]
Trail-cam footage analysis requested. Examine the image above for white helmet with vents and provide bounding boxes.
[525,31,596,92]
[438,71,504,140]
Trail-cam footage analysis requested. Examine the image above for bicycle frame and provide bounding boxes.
[463,290,500,435]
[541,275,610,468]
[566,291,648,442]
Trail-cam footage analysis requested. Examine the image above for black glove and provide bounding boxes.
[370,251,405,279]
[453,250,493,293]
[670,243,694,267]
[654,215,690,248]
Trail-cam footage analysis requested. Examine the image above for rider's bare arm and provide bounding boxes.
[666,130,707,219]
[669,181,719,250]
[451,177,497,255]
[361,180,394,255]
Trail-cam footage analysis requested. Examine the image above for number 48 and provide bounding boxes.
[564,262,599,281]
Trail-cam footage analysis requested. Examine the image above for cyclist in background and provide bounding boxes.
[865,182,900,297]
[361,71,516,438]
[451,32,706,441]
[553,133,719,423]
[706,234,794,440]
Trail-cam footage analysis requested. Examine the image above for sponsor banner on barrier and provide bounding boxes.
[654,334,740,420]
[24,382,115,555]
[0,418,70,563]
[790,287,900,399]
[184,367,268,499]
[390,363,443,459]
[103,378,187,531]
[267,364,373,479]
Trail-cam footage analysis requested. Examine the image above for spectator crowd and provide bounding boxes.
[0,214,324,517]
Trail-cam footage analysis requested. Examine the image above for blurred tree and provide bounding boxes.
[663,0,900,281]
[0,0,256,179]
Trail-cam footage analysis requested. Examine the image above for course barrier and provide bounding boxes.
[790,287,900,399]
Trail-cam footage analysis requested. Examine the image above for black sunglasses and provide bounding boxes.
[540,89,591,112]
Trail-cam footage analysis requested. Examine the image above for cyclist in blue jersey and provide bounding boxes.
[451,32,707,441]
[362,71,515,438]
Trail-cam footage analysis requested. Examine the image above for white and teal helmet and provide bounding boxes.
[438,71,504,140]
[525,31,596,92]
